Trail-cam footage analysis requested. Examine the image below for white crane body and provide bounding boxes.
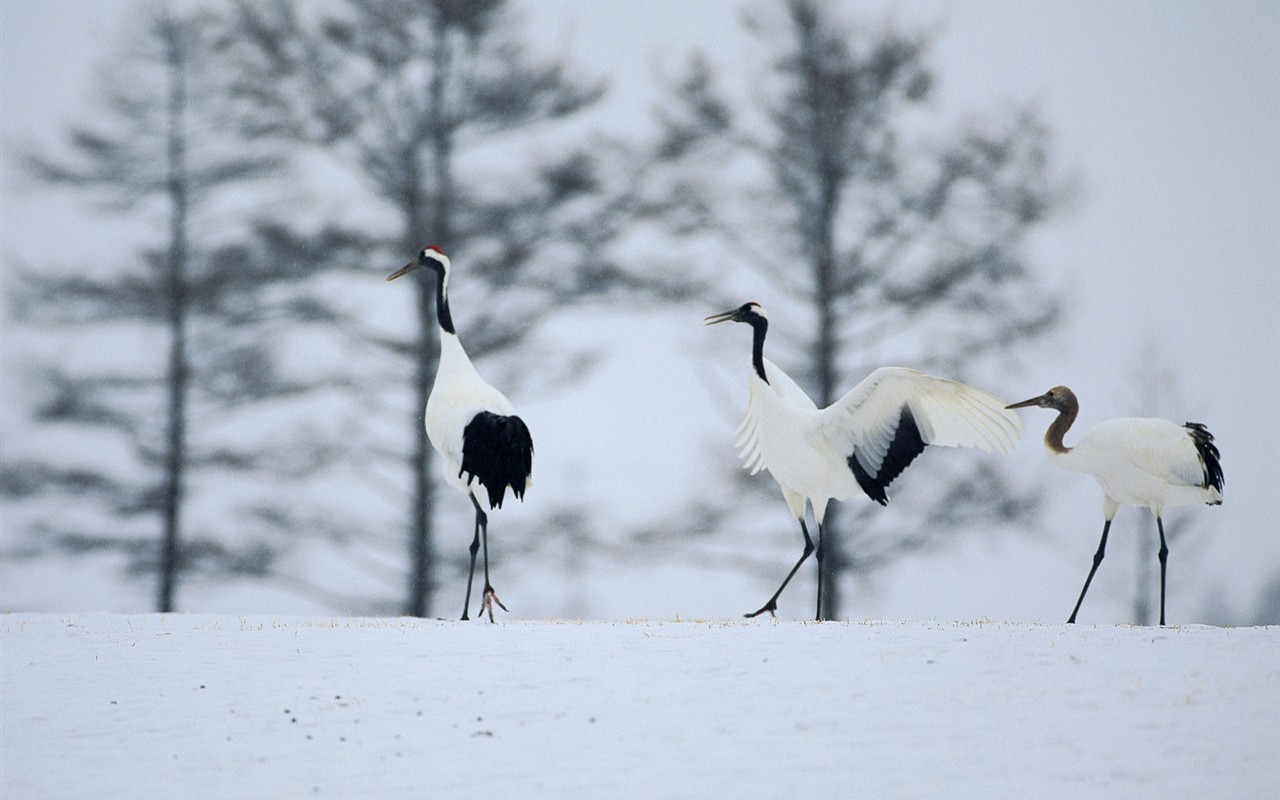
[1048,417,1222,517]
[739,363,843,518]
[426,331,523,504]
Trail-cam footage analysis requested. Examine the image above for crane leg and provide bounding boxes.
[1068,519,1111,623]
[1156,516,1169,626]
[472,495,506,623]
[745,519,815,619]
[814,524,824,622]
[461,497,485,621]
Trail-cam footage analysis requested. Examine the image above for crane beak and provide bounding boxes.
[703,309,737,326]
[385,260,418,282]
[1005,393,1049,410]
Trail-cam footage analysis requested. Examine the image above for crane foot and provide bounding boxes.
[480,587,508,623]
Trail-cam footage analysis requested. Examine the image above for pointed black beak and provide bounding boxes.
[704,309,738,326]
[1005,393,1049,410]
[386,260,418,282]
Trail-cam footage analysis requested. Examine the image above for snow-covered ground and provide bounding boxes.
[2,615,1276,798]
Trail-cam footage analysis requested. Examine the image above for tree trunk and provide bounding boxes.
[403,173,437,618]
[788,4,851,621]
[814,229,844,620]
[813,161,844,621]
[404,20,456,618]
[158,22,190,613]
[1133,517,1155,625]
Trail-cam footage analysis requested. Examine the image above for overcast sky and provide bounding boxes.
[2,1,1277,622]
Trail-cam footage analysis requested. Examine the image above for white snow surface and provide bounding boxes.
[3,615,1277,798]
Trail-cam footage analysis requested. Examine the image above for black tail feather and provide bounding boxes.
[461,411,533,509]
[1184,421,1223,499]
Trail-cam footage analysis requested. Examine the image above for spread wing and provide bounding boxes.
[816,367,1022,504]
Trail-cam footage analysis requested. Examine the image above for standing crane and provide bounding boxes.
[705,302,1022,620]
[1006,386,1223,626]
[387,246,533,622]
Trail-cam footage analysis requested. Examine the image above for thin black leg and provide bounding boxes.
[814,523,824,622]
[745,519,815,619]
[1068,519,1111,624]
[473,494,506,622]
[461,496,485,620]
[1156,516,1169,626]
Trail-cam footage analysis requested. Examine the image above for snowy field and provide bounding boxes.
[2,615,1277,798]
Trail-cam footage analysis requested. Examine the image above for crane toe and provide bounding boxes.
[480,586,508,623]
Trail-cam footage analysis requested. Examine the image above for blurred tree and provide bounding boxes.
[1123,339,1215,625]
[222,0,649,616]
[644,0,1064,619]
[1250,574,1280,626]
[3,6,285,611]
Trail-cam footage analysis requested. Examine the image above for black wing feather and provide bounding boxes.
[460,411,533,509]
[848,407,927,506]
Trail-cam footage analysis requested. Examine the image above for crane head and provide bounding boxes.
[704,302,767,327]
[386,245,450,282]
[1006,385,1077,412]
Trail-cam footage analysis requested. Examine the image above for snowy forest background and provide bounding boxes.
[3,0,1277,625]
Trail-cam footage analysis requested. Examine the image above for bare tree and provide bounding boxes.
[3,5,284,611]
[222,0,646,616]
[643,0,1064,619]
[1250,574,1280,626]
[1123,339,1216,625]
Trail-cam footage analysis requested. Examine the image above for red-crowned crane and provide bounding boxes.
[1006,385,1223,626]
[705,302,1022,620]
[387,246,533,622]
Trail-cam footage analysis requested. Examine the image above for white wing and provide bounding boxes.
[734,358,816,475]
[733,390,765,474]
[817,367,1022,480]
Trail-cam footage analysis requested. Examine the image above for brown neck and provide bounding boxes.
[1044,403,1077,454]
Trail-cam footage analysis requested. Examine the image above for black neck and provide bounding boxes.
[750,317,768,383]
[433,269,455,334]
